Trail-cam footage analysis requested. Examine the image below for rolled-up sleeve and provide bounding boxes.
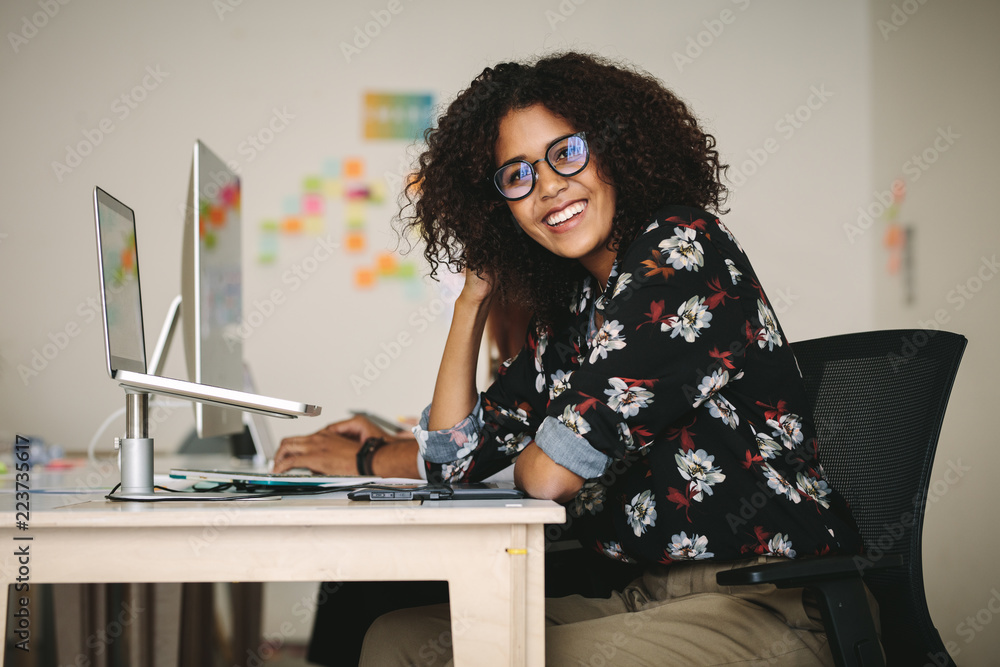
[534,416,612,479]
[411,395,484,464]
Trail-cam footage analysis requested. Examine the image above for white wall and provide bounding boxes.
[869,0,1000,664]
[0,0,874,452]
[0,0,886,648]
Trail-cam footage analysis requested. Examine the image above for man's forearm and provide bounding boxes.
[371,439,422,479]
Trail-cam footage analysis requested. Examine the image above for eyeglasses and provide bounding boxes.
[493,132,589,201]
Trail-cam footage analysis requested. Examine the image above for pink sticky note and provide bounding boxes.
[303,193,323,216]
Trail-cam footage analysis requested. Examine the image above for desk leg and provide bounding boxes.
[447,524,545,667]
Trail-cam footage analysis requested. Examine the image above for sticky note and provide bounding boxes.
[282,217,304,234]
[282,195,301,215]
[354,267,375,288]
[375,251,398,275]
[324,179,343,199]
[344,157,365,179]
[303,193,323,216]
[397,262,417,279]
[345,231,366,252]
[304,215,324,235]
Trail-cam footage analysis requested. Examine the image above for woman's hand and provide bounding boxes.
[459,266,496,307]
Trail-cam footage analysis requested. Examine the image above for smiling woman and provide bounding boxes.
[355,52,868,666]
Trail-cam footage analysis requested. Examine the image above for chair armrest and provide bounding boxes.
[717,554,899,667]
[716,554,904,588]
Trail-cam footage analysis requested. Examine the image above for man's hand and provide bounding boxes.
[273,415,389,475]
[274,414,421,478]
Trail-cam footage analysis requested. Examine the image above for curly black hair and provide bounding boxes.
[399,51,728,326]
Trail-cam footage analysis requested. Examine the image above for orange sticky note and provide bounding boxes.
[282,217,304,234]
[376,251,397,275]
[345,231,366,252]
[354,267,375,288]
[344,158,364,179]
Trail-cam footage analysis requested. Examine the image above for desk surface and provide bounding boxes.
[1,458,564,666]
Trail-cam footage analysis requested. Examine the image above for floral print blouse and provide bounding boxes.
[414,205,861,566]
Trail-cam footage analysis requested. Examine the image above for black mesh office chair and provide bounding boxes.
[717,329,967,667]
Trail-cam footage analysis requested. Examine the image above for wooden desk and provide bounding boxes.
[0,482,563,665]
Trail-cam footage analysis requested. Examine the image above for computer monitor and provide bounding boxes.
[181,140,245,438]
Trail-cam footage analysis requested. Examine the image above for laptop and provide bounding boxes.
[93,186,322,419]
[167,467,423,488]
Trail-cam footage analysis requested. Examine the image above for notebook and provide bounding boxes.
[93,186,322,419]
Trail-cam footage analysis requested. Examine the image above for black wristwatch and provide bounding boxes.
[356,437,388,476]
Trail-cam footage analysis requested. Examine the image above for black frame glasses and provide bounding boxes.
[493,132,589,201]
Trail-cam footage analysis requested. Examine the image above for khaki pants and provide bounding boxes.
[360,556,877,666]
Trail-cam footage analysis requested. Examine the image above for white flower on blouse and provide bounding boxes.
[675,448,726,501]
[496,404,531,427]
[605,377,654,418]
[558,405,592,436]
[768,412,804,450]
[533,333,549,393]
[725,258,743,285]
[659,226,705,271]
[708,396,739,429]
[498,431,530,456]
[617,421,638,452]
[612,272,633,298]
[763,463,801,504]
[549,369,573,400]
[589,320,626,363]
[572,280,594,315]
[753,426,782,460]
[625,490,657,537]
[796,472,832,509]
[441,456,473,482]
[670,296,712,343]
[717,219,744,253]
[766,533,797,559]
[757,300,782,350]
[571,481,606,516]
[599,540,638,564]
[667,532,715,560]
[693,369,729,408]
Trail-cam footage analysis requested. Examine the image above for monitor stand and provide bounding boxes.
[111,389,276,502]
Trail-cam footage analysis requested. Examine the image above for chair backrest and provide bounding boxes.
[791,329,966,667]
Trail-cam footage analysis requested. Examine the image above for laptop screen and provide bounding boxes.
[94,187,147,375]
